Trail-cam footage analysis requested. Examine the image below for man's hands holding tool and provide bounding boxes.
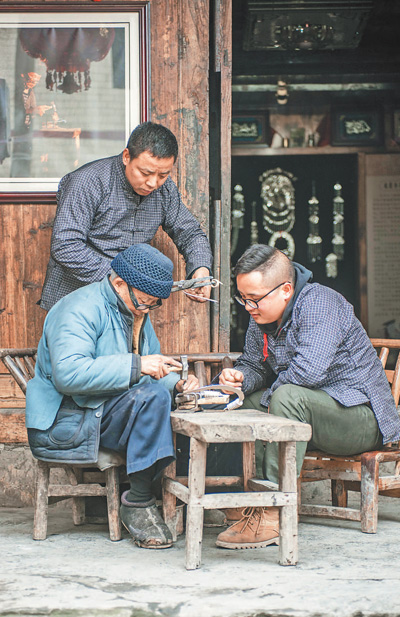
[141,355,181,380]
[186,267,212,302]
[218,368,244,393]
[140,354,199,392]
[175,374,199,393]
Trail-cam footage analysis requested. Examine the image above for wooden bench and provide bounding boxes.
[0,348,36,444]
[299,338,400,532]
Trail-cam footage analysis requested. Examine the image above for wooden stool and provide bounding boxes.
[162,409,311,569]
[33,454,125,541]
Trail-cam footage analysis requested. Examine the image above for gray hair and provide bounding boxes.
[109,268,119,281]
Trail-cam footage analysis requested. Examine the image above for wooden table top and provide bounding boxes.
[170,409,312,443]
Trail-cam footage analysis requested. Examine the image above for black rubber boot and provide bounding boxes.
[120,491,173,549]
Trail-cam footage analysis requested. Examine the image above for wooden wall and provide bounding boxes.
[0,0,218,408]
[0,203,55,349]
[149,0,211,354]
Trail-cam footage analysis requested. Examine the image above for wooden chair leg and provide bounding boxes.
[71,497,86,525]
[361,452,380,533]
[242,441,256,491]
[162,456,178,541]
[66,467,85,526]
[331,479,348,508]
[297,477,302,519]
[33,460,50,540]
[105,466,122,541]
[185,438,207,570]
[278,441,298,566]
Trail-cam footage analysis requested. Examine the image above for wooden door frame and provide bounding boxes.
[209,0,232,352]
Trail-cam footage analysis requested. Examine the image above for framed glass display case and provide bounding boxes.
[0,9,149,195]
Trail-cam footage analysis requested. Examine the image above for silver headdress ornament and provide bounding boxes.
[231,184,245,256]
[260,167,296,259]
[306,180,322,263]
[326,182,345,278]
[332,183,345,261]
[250,201,259,245]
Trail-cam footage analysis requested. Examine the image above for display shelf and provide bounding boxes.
[232,145,387,156]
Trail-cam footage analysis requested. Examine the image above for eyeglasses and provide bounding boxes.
[234,281,289,309]
[129,288,162,311]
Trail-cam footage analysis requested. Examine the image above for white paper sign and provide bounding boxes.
[366,175,400,337]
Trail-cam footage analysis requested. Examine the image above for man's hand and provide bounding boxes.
[187,267,212,302]
[141,355,182,380]
[219,368,244,392]
[175,374,199,393]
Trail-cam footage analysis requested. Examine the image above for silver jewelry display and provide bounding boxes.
[231,184,245,255]
[260,167,296,259]
[325,182,344,278]
[325,252,338,278]
[250,201,259,245]
[306,181,322,263]
[332,183,345,261]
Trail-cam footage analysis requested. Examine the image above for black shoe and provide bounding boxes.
[120,491,173,549]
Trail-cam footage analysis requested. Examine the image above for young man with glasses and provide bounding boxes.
[26,243,198,549]
[216,244,400,550]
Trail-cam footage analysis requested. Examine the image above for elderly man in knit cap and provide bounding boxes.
[26,243,198,549]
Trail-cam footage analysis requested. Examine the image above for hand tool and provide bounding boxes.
[164,354,188,381]
[175,384,244,412]
[171,277,221,293]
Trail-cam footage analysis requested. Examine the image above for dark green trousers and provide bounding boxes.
[242,384,383,485]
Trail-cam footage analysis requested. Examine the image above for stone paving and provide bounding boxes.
[1,500,400,617]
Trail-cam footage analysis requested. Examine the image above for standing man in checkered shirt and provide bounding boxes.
[40,122,213,310]
[216,244,400,550]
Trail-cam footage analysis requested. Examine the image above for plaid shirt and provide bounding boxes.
[40,154,212,310]
[235,282,400,444]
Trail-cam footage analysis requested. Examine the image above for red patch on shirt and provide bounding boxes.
[263,333,268,361]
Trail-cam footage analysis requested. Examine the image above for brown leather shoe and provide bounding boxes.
[216,507,279,549]
[222,507,245,523]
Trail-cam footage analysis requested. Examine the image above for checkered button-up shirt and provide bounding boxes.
[40,154,213,310]
[235,282,400,444]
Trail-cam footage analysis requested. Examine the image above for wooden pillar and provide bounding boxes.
[210,0,232,351]
[150,0,212,354]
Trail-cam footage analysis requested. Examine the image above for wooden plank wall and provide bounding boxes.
[150,0,211,354]
[0,0,214,408]
[0,204,55,408]
[0,203,55,348]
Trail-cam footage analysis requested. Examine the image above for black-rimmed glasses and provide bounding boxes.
[129,288,162,311]
[234,281,289,309]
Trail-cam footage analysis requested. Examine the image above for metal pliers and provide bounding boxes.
[171,277,221,293]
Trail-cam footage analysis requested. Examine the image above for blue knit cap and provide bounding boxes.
[111,244,174,299]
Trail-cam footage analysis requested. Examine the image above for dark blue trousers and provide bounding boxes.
[100,383,175,475]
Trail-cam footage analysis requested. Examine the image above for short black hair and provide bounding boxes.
[126,122,178,162]
[234,244,295,285]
